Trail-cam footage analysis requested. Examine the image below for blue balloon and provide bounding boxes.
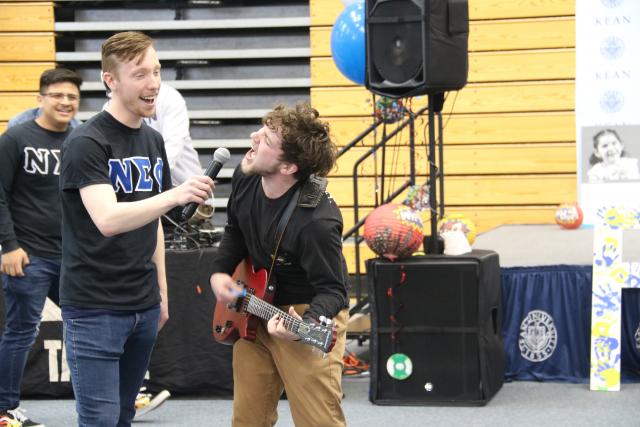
[331,2,366,85]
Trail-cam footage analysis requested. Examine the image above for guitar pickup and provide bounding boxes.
[215,320,234,334]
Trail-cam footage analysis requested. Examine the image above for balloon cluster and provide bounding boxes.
[374,96,407,124]
[437,213,477,245]
[403,183,429,212]
[331,1,365,85]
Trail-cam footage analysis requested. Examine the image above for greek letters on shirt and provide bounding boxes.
[23,147,61,175]
[108,156,164,193]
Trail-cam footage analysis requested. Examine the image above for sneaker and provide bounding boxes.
[342,351,370,377]
[0,411,20,427]
[133,388,171,419]
[0,407,45,427]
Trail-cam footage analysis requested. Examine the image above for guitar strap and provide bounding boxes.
[267,185,301,283]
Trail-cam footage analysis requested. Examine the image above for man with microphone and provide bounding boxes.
[59,31,214,425]
[181,147,229,221]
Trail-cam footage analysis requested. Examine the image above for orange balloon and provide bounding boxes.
[555,202,583,229]
[363,204,424,260]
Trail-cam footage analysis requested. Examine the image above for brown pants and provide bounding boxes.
[232,304,348,427]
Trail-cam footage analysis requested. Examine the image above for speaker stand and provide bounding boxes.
[427,93,445,254]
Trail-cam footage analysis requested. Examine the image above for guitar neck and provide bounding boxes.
[243,294,301,334]
[238,289,335,354]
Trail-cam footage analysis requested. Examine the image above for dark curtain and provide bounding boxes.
[502,265,640,383]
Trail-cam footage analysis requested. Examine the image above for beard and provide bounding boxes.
[240,153,280,177]
[240,159,255,175]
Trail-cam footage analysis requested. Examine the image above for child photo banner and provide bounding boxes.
[576,0,640,225]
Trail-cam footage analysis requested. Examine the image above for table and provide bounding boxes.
[0,247,233,397]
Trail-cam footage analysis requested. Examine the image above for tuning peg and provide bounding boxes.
[319,315,332,326]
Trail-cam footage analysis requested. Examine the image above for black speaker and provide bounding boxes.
[367,250,504,405]
[365,0,469,98]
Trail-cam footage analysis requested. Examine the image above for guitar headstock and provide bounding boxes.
[297,316,337,355]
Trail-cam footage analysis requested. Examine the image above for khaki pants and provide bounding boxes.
[232,304,348,427]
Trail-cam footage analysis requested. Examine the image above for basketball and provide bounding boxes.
[437,213,477,245]
[363,203,424,261]
[555,203,583,229]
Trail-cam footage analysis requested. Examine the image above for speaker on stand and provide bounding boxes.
[365,0,469,252]
[365,0,469,98]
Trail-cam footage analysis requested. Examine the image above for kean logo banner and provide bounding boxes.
[576,1,640,224]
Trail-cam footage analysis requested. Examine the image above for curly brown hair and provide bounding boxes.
[263,103,336,180]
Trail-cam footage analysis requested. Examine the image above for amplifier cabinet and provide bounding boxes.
[367,250,503,405]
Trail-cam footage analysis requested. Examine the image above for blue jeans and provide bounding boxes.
[63,305,160,427]
[0,255,60,411]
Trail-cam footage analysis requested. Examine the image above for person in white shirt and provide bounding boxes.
[587,129,640,183]
[141,83,202,186]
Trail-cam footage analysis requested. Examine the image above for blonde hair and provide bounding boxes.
[101,31,154,75]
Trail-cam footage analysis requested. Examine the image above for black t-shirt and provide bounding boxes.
[59,111,171,310]
[0,120,71,258]
[211,167,349,321]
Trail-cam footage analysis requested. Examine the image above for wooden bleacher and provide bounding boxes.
[0,1,55,133]
[0,0,313,212]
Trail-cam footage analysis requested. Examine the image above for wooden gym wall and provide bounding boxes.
[0,1,56,133]
[0,0,577,272]
[309,0,577,250]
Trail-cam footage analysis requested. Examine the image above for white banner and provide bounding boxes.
[576,0,640,225]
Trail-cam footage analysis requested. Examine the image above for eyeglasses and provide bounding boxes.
[41,92,80,102]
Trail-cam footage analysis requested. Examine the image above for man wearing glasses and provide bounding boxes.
[0,68,82,427]
[8,91,82,131]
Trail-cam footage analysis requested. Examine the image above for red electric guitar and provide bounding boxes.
[212,259,337,354]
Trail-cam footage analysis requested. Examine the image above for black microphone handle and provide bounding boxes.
[181,160,223,221]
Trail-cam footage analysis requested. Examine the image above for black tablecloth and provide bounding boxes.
[0,247,233,397]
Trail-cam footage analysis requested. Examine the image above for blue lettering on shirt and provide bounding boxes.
[153,158,164,190]
[109,157,163,193]
[132,157,153,191]
[109,158,134,193]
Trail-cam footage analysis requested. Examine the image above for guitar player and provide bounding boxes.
[210,103,350,427]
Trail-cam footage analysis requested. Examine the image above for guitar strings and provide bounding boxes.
[244,295,305,333]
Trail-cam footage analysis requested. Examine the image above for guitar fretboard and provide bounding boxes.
[242,294,303,334]
[231,281,334,353]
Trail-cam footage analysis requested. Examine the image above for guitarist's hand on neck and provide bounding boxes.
[210,272,244,304]
[267,306,303,341]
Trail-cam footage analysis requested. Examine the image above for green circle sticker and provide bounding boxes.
[386,353,413,380]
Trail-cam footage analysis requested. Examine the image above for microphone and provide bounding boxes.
[181,147,231,221]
